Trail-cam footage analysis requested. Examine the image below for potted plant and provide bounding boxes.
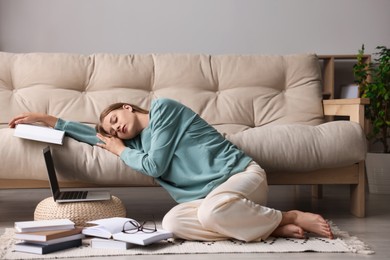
[353,45,390,194]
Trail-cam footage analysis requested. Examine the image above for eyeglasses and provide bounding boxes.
[122,218,157,234]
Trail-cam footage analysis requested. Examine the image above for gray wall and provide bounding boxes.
[0,0,389,55]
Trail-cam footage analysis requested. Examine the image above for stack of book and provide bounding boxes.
[82,217,173,249]
[13,219,84,255]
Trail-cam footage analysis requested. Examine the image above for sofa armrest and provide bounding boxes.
[322,98,369,128]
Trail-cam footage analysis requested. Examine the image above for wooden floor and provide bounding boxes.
[1,185,389,259]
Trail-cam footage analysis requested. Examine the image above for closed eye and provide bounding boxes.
[109,115,118,136]
[110,115,117,124]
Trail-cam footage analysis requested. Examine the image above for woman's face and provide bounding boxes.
[101,105,140,139]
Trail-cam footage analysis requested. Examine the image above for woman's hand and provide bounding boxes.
[8,113,58,128]
[96,133,126,156]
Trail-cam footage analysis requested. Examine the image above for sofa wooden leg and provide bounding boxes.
[311,185,323,199]
[350,161,366,217]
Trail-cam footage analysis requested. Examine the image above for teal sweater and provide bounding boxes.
[55,98,252,203]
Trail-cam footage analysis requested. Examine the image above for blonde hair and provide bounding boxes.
[96,102,149,136]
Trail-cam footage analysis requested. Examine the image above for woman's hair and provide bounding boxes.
[96,102,149,136]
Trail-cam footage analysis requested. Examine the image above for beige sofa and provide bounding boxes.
[0,52,367,217]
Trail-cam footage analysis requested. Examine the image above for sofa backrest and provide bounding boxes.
[0,52,324,135]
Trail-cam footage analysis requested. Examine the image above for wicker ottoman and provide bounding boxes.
[34,196,126,226]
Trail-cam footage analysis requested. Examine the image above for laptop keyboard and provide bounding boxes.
[61,191,88,200]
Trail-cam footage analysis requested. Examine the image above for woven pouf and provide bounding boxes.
[34,196,126,226]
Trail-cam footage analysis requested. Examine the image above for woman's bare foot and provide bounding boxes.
[289,210,334,239]
[272,224,305,239]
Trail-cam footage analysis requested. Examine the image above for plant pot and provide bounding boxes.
[366,153,390,194]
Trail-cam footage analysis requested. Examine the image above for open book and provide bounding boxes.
[112,229,173,246]
[14,124,65,145]
[82,217,132,239]
[82,217,173,246]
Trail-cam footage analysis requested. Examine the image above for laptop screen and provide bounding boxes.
[43,146,61,199]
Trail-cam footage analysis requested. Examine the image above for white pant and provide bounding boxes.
[162,161,282,242]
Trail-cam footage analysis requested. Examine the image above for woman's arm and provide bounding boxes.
[8,113,58,128]
[55,118,100,145]
[9,112,99,145]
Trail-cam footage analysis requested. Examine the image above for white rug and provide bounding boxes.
[0,222,374,259]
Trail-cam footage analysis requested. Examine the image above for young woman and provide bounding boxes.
[9,98,333,241]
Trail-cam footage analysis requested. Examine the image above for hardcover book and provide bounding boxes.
[90,238,133,249]
[14,239,82,255]
[15,219,75,233]
[14,227,83,242]
[23,234,85,245]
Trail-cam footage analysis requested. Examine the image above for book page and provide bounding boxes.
[83,217,136,238]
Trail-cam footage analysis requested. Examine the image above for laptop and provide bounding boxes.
[43,146,111,203]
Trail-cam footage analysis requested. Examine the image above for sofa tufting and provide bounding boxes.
[0,52,368,217]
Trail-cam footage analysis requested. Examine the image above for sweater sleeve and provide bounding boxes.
[55,118,100,145]
[119,99,195,177]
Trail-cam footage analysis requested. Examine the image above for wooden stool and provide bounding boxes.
[34,196,126,226]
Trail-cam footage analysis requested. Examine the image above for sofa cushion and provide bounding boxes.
[227,121,367,172]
